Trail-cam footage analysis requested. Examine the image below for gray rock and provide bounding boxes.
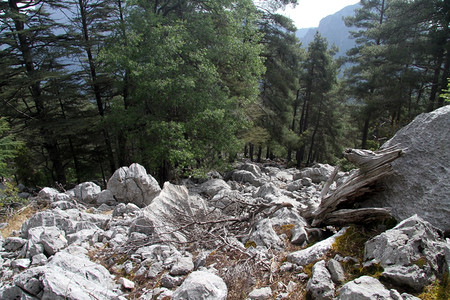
[241,163,264,178]
[382,265,430,292]
[248,286,272,300]
[11,258,31,269]
[401,293,421,300]
[107,163,161,208]
[247,219,283,250]
[140,182,210,243]
[300,177,313,186]
[20,210,76,238]
[73,182,101,203]
[39,226,68,255]
[3,237,27,252]
[286,180,303,192]
[294,164,335,183]
[231,170,262,186]
[0,285,39,299]
[362,106,450,232]
[306,260,335,300]
[9,251,119,299]
[31,253,47,266]
[96,189,117,206]
[172,271,227,300]
[287,227,347,266]
[147,261,164,279]
[291,225,308,245]
[161,273,184,289]
[326,259,345,283]
[338,276,391,300]
[119,277,135,289]
[200,179,230,197]
[170,256,194,275]
[38,187,59,202]
[194,251,211,270]
[50,200,77,210]
[113,202,140,217]
[364,215,446,276]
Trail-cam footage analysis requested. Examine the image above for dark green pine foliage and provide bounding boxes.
[101,0,265,183]
[0,0,75,185]
[252,9,304,163]
[296,32,338,166]
[344,0,450,149]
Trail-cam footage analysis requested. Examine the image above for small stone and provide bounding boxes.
[326,259,345,283]
[161,273,184,289]
[31,253,47,266]
[11,258,31,269]
[306,260,335,300]
[248,287,272,300]
[3,237,27,252]
[170,256,194,276]
[119,277,135,289]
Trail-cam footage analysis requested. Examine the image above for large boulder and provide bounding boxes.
[172,271,227,300]
[107,163,161,208]
[73,182,101,204]
[2,251,119,299]
[362,105,450,232]
[364,215,447,289]
[138,182,211,243]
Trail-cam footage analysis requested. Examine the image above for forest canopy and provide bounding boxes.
[0,0,448,186]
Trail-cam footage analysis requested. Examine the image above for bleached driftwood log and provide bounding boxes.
[312,145,402,226]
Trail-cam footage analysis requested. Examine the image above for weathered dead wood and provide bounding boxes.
[344,144,403,172]
[312,146,403,226]
[320,166,340,199]
[321,208,392,226]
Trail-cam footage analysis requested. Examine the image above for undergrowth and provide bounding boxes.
[418,273,450,300]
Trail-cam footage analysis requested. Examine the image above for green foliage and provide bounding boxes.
[0,182,28,219]
[418,273,450,300]
[0,118,22,178]
[442,80,450,103]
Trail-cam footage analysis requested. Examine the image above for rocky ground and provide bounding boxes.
[0,106,449,299]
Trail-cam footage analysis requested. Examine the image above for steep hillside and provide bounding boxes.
[297,3,360,58]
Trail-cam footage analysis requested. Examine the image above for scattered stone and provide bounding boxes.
[3,237,27,252]
[38,187,59,202]
[294,164,335,183]
[232,170,262,186]
[338,276,391,300]
[287,227,347,266]
[382,265,430,292]
[113,202,140,217]
[200,179,230,197]
[170,256,194,276]
[306,260,335,300]
[11,258,31,269]
[326,259,345,283]
[97,189,117,206]
[161,273,184,289]
[31,253,47,266]
[364,215,446,276]
[248,286,272,300]
[39,226,68,255]
[119,277,135,289]
[73,182,101,203]
[107,163,161,207]
[247,219,283,250]
[172,271,227,300]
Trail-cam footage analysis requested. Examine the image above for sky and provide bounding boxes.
[278,0,360,29]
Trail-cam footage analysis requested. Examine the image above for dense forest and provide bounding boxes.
[0,0,449,187]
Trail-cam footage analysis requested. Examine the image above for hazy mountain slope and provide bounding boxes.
[296,3,360,58]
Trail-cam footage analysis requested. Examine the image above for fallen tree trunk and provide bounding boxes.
[321,208,392,226]
[312,145,403,227]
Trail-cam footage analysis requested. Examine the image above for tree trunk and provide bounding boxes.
[257,145,262,163]
[427,49,444,112]
[361,112,371,149]
[249,143,254,161]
